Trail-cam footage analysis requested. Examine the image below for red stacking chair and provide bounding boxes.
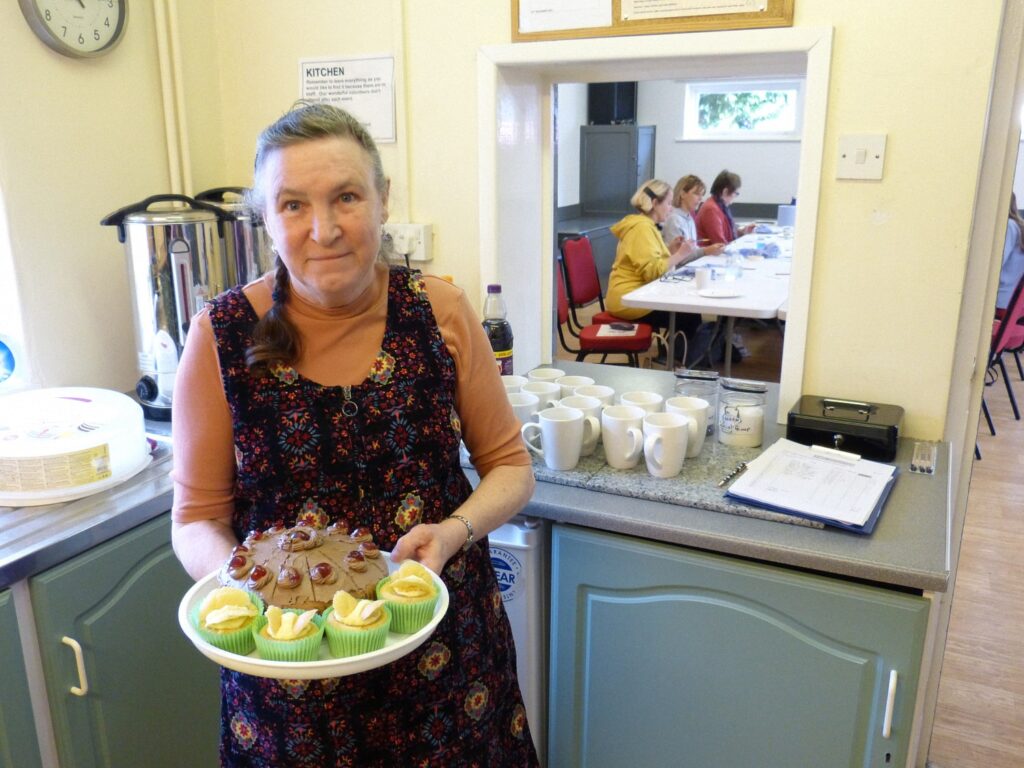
[987,272,1024,420]
[555,266,653,367]
[559,236,630,335]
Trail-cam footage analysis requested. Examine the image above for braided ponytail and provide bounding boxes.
[245,257,301,371]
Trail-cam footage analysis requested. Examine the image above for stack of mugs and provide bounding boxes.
[502,368,710,479]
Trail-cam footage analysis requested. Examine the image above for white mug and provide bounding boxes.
[643,412,691,478]
[620,390,664,414]
[508,391,540,424]
[574,384,615,407]
[601,405,645,470]
[501,374,528,393]
[521,381,562,409]
[695,266,713,290]
[521,406,593,471]
[555,375,595,399]
[665,396,709,458]
[558,394,602,456]
[527,367,566,383]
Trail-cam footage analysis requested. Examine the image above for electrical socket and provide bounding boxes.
[383,222,432,262]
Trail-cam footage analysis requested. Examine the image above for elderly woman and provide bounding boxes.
[662,174,725,258]
[605,180,698,352]
[695,169,756,245]
[171,102,538,767]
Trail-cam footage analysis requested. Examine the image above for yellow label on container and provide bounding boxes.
[0,444,111,492]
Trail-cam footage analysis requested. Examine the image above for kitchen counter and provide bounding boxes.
[0,440,173,589]
[0,364,950,593]
[498,362,951,593]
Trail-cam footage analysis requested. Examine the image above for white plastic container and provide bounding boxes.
[0,387,151,506]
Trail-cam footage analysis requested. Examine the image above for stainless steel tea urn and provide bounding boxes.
[195,187,274,286]
[101,194,231,420]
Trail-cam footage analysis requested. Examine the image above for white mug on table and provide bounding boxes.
[557,394,602,456]
[665,396,709,458]
[574,384,615,408]
[619,391,664,414]
[643,412,691,478]
[602,405,645,470]
[520,406,593,471]
[501,374,528,393]
[555,375,595,399]
[527,367,566,384]
[507,391,540,424]
[521,381,562,409]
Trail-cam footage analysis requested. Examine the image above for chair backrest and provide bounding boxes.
[555,264,570,326]
[560,236,604,308]
[993,271,1024,355]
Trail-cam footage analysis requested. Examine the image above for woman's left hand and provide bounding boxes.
[390,519,465,574]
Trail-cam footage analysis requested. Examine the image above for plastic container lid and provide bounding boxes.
[0,388,151,507]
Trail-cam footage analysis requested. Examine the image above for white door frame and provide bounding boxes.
[478,26,834,420]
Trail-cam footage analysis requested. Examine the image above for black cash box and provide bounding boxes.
[786,396,904,462]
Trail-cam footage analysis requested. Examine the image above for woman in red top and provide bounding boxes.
[695,169,755,245]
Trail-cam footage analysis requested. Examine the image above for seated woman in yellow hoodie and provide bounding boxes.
[606,179,698,349]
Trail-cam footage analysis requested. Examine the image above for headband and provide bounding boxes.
[643,186,659,201]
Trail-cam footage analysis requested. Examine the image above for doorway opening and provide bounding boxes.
[478,26,833,420]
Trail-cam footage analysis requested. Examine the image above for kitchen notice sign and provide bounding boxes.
[300,55,396,143]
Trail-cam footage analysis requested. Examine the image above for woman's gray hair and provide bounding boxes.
[246,100,389,215]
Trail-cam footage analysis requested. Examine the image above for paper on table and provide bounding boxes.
[727,438,896,527]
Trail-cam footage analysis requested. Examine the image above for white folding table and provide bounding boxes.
[621,231,792,376]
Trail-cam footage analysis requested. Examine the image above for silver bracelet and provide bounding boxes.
[449,514,474,551]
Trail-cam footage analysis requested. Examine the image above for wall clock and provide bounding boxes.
[18,0,128,59]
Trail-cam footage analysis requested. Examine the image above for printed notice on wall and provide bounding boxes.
[621,0,766,20]
[299,55,395,143]
[518,0,612,33]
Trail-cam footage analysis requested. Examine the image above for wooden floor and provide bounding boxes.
[927,361,1024,768]
[556,313,1024,767]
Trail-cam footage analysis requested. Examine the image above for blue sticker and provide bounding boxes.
[490,546,523,604]
[0,340,14,384]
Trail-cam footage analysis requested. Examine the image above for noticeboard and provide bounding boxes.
[513,0,794,42]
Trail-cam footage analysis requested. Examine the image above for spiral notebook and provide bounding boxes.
[725,438,898,534]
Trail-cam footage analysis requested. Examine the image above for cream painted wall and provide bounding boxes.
[789,1,1002,437]
[0,0,1008,436]
[0,1,171,391]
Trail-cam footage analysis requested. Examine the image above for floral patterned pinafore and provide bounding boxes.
[206,268,538,767]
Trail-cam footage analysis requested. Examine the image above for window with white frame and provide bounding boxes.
[682,79,804,141]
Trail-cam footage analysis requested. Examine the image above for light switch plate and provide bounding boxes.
[837,133,886,180]
[383,222,433,262]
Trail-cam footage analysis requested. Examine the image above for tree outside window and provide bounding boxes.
[683,79,804,141]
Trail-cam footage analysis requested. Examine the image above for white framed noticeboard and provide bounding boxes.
[299,55,396,143]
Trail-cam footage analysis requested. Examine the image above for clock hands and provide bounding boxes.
[75,0,86,8]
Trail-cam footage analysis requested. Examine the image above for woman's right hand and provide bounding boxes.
[704,242,725,256]
[668,236,696,268]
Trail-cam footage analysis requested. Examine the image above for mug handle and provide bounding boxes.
[627,427,644,462]
[643,433,663,470]
[582,415,600,450]
[521,422,544,458]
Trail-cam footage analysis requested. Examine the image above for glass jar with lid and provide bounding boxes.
[717,378,768,447]
[674,369,718,436]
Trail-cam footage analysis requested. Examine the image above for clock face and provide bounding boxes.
[19,0,128,58]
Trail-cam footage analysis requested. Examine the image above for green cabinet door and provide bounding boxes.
[30,515,220,768]
[0,589,43,768]
[549,525,930,768]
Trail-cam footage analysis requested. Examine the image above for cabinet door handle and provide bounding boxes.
[61,636,89,696]
[882,669,898,738]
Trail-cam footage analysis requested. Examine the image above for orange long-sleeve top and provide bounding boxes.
[171,264,529,525]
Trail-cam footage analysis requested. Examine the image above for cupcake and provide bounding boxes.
[191,587,262,655]
[251,606,324,662]
[376,561,439,634]
[322,590,392,658]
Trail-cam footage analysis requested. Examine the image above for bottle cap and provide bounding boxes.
[487,284,501,293]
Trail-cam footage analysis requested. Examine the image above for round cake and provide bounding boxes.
[218,521,389,611]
